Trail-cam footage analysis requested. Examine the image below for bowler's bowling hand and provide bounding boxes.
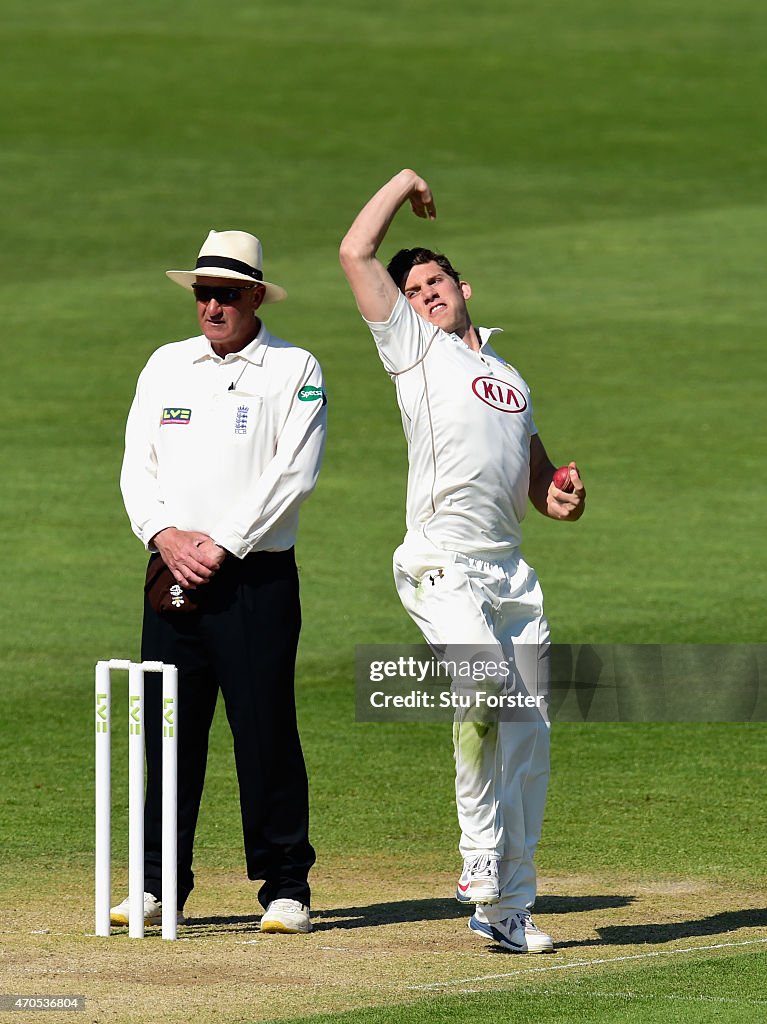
[403,170,437,220]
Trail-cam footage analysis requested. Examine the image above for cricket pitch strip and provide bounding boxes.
[1,859,766,1023]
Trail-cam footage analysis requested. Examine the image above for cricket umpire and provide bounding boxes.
[116,229,327,934]
[340,170,585,953]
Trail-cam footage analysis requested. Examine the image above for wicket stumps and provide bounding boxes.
[94,659,178,940]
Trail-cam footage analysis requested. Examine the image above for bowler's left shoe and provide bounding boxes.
[469,911,554,953]
[260,899,312,934]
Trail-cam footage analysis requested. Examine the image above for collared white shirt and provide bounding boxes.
[365,293,535,556]
[120,321,327,558]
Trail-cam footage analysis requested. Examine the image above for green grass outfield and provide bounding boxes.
[287,952,767,1024]
[1,1,765,1021]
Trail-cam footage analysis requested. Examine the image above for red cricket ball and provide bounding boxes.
[553,466,575,493]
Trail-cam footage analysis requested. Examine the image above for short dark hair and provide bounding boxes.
[386,248,461,291]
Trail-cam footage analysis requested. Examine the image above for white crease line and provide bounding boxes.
[409,936,767,991]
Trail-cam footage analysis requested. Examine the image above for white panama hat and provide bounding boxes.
[166,229,287,303]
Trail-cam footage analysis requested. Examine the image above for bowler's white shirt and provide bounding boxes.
[366,293,535,556]
[120,322,327,559]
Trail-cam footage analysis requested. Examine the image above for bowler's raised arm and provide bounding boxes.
[339,169,436,323]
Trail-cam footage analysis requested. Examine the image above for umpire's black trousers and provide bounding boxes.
[141,547,315,911]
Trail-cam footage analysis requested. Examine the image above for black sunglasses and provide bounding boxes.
[192,284,255,305]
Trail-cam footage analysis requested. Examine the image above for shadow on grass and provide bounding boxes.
[545,906,767,951]
[535,894,634,915]
[185,894,633,934]
[181,915,260,934]
[183,901,463,933]
[595,907,767,945]
[312,894,634,931]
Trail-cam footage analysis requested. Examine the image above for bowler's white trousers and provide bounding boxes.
[393,538,550,923]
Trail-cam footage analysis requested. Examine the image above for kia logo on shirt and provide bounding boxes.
[471,377,527,413]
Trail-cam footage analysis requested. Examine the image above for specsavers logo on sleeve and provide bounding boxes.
[160,408,192,425]
[297,386,326,405]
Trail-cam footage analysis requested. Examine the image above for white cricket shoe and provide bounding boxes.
[110,892,186,927]
[455,853,500,905]
[469,911,554,953]
[260,898,312,934]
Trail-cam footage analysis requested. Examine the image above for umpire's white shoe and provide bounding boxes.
[110,892,186,927]
[455,853,500,905]
[469,911,554,953]
[260,899,312,934]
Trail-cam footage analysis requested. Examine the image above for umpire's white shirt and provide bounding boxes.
[120,322,327,558]
[366,293,535,557]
